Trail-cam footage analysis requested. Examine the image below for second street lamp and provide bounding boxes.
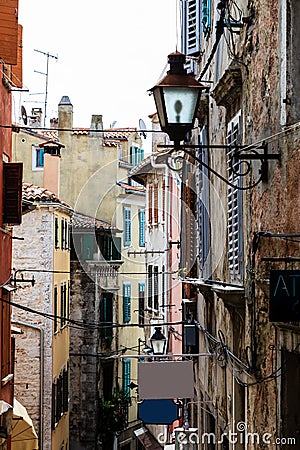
[149,51,205,149]
[150,327,167,355]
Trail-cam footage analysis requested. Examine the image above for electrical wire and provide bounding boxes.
[0,295,183,331]
[195,320,281,387]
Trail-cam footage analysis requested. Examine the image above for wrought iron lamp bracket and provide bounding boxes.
[157,142,281,190]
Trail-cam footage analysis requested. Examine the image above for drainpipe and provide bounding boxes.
[150,156,170,326]
[12,319,44,450]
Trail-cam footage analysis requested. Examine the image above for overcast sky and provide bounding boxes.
[15,0,179,136]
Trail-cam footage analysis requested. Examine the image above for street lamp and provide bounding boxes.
[149,53,281,189]
[149,52,205,149]
[150,327,167,355]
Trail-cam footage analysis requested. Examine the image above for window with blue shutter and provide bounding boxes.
[122,359,131,397]
[181,0,201,56]
[202,0,212,38]
[123,207,131,246]
[123,283,131,323]
[139,209,145,247]
[36,148,44,167]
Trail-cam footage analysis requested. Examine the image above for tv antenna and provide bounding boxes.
[34,49,58,126]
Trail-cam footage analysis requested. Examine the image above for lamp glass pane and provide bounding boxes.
[163,86,199,125]
[153,87,166,128]
[151,339,166,354]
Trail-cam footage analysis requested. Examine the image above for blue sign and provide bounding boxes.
[138,399,179,424]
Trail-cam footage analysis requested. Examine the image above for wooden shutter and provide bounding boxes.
[0,0,19,65]
[3,162,22,224]
[202,0,212,38]
[139,209,145,247]
[123,283,131,323]
[54,286,58,333]
[123,207,131,246]
[181,0,201,56]
[138,283,145,325]
[62,369,69,413]
[153,266,159,310]
[54,216,59,248]
[147,265,153,308]
[148,185,153,224]
[112,236,121,260]
[227,112,243,280]
[153,182,158,223]
[122,359,131,396]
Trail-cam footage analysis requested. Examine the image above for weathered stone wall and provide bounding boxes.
[12,208,54,450]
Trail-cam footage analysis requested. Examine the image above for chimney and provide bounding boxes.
[90,115,103,136]
[58,96,73,131]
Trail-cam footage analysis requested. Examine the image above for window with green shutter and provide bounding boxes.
[123,283,131,323]
[122,359,131,397]
[139,209,145,247]
[123,207,131,246]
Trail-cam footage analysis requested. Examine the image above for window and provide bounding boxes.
[162,179,165,222]
[1,290,11,379]
[54,286,58,333]
[123,207,131,246]
[227,112,243,281]
[130,145,144,166]
[139,209,145,247]
[148,185,153,225]
[54,216,59,248]
[32,145,44,170]
[202,0,212,38]
[123,283,131,323]
[61,218,68,250]
[153,266,159,310]
[181,0,201,56]
[60,282,67,328]
[99,235,121,261]
[122,359,131,397]
[100,293,113,340]
[3,162,22,225]
[52,367,69,429]
[147,265,153,308]
[138,282,145,326]
[153,183,158,223]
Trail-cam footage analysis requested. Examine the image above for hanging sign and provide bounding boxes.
[138,399,179,424]
[269,270,300,322]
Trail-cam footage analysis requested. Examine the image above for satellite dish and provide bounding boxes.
[21,105,28,125]
[139,118,147,139]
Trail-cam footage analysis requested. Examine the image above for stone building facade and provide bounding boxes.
[171,0,300,449]
[12,184,72,450]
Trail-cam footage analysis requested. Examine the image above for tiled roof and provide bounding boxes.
[22,183,71,207]
[117,182,145,193]
[104,128,137,140]
[71,212,118,231]
[20,128,59,141]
